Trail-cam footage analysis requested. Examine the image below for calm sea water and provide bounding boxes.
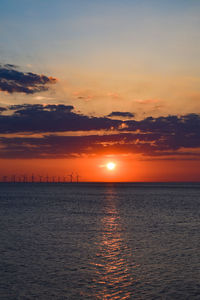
[0,183,199,299]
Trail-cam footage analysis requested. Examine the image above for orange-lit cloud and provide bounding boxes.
[135,99,160,104]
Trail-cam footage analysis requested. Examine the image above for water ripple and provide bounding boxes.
[88,188,137,299]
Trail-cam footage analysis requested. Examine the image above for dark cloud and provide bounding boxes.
[108,111,134,118]
[4,64,17,69]
[0,130,200,159]
[0,107,7,114]
[0,104,121,133]
[9,104,74,112]
[0,133,155,158]
[124,114,200,140]
[0,64,57,94]
[0,104,199,158]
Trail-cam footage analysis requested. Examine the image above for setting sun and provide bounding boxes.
[106,162,116,170]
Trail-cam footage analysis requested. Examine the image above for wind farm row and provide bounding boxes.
[0,173,81,183]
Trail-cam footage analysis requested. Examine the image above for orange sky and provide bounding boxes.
[0,1,200,181]
[1,157,200,182]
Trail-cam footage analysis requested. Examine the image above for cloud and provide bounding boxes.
[0,107,7,114]
[0,104,121,133]
[0,64,57,94]
[107,111,134,118]
[135,99,160,104]
[0,131,200,159]
[9,104,74,112]
[0,105,199,158]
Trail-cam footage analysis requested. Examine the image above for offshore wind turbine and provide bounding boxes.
[22,174,27,183]
[46,175,49,183]
[76,173,81,183]
[12,174,16,183]
[31,174,35,183]
[3,175,7,182]
[68,172,74,183]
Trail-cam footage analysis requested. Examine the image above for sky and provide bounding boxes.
[0,0,200,181]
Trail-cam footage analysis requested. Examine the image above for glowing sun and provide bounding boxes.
[106,162,116,170]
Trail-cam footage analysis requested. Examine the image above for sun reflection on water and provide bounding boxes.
[91,187,136,299]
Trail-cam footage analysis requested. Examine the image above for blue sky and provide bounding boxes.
[1,0,200,68]
[1,0,200,117]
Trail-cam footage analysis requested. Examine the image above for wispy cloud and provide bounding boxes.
[107,111,134,118]
[135,99,160,104]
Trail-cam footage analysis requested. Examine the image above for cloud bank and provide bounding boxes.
[0,104,199,159]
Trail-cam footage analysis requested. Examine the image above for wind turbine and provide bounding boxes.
[22,174,27,183]
[12,174,16,183]
[31,174,35,183]
[68,172,73,183]
[76,173,81,183]
[3,176,7,182]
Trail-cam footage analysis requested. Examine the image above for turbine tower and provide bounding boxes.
[68,172,73,183]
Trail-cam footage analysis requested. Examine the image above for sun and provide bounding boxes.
[106,162,116,170]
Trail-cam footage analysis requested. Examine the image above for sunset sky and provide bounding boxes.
[0,0,200,181]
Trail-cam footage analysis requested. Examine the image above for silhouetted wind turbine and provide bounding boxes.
[46,175,49,183]
[3,176,7,182]
[68,172,73,183]
[31,174,35,183]
[76,173,81,183]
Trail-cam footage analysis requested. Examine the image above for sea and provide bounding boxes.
[0,182,199,299]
